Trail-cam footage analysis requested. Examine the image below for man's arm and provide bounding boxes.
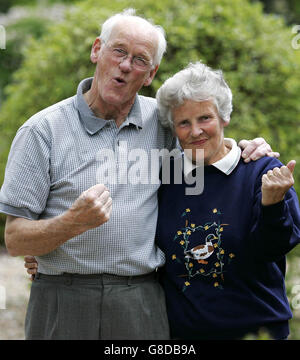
[5,184,112,257]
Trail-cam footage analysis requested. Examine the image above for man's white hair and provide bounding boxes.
[156,61,233,130]
[99,8,167,67]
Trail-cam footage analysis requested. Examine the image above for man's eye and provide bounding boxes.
[134,57,147,66]
[113,48,127,56]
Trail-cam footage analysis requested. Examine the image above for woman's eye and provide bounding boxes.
[179,120,189,126]
[199,116,210,121]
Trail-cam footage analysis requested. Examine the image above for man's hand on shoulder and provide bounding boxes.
[238,137,280,163]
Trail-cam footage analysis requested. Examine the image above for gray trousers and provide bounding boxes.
[25,272,170,340]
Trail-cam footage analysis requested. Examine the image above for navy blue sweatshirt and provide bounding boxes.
[156,157,300,340]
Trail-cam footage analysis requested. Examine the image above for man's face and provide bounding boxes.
[91,21,159,111]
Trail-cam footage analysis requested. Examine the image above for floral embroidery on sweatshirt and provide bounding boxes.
[172,208,235,291]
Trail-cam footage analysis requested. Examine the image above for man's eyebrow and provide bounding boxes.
[112,43,123,47]
[110,40,127,48]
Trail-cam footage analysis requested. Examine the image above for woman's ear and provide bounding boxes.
[222,119,230,128]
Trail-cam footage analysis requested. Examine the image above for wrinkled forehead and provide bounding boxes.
[172,99,220,120]
[109,19,158,51]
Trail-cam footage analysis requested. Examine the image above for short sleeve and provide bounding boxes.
[0,126,51,219]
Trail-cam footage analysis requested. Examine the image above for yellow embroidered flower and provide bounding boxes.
[214,243,218,248]
[200,268,205,273]
[189,263,193,268]
[215,262,220,267]
[186,208,191,212]
[219,227,223,232]
[220,249,225,255]
[191,223,195,228]
[177,231,182,235]
[180,240,185,245]
[214,282,219,287]
[213,208,217,213]
[185,281,190,286]
[204,225,209,230]
[186,230,191,235]
[229,253,235,258]
[172,254,176,260]
[212,273,217,278]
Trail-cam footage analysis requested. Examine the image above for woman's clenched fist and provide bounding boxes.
[261,160,296,206]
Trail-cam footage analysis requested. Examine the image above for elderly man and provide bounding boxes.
[0,9,277,340]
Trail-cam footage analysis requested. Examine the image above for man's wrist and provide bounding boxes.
[58,210,87,237]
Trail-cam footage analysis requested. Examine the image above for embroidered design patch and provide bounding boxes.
[172,208,235,291]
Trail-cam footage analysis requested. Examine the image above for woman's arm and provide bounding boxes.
[261,160,296,206]
[250,160,300,261]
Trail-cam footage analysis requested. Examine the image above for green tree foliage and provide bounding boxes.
[0,1,78,101]
[0,0,75,14]
[0,17,50,104]
[256,0,300,24]
[0,0,28,13]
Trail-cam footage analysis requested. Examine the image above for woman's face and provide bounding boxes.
[172,99,228,165]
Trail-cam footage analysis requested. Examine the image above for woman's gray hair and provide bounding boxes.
[99,8,167,67]
[156,62,233,130]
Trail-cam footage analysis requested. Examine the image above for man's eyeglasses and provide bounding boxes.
[104,44,153,71]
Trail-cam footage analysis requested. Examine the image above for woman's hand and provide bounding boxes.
[261,160,296,206]
[24,255,38,281]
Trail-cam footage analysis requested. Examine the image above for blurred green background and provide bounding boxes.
[0,0,299,339]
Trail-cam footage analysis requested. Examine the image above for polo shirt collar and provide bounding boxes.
[184,138,241,177]
[74,77,143,135]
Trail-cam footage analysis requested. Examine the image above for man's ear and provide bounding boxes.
[144,64,159,87]
[90,37,102,64]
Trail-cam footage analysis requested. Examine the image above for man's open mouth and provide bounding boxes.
[114,77,126,84]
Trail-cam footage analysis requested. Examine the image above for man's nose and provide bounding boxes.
[119,56,133,72]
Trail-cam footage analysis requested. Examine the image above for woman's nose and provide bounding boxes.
[191,124,203,137]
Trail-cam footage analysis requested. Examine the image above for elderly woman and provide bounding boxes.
[155,62,300,340]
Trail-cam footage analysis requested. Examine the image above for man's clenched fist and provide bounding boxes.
[63,184,112,232]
